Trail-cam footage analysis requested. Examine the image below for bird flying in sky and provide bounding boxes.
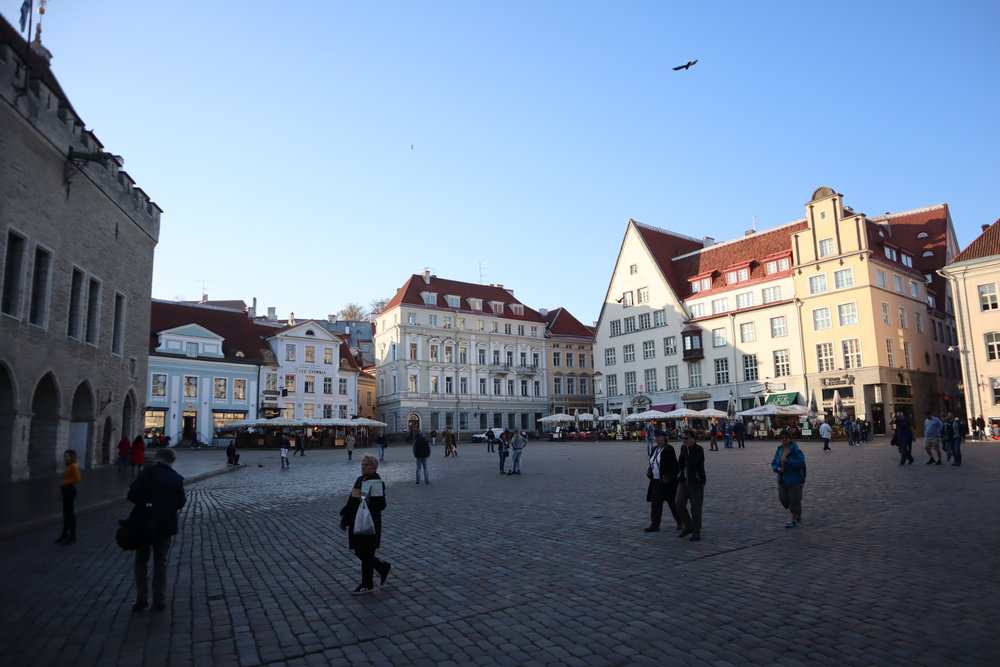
[672,59,698,71]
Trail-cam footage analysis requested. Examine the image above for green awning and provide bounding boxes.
[764,392,800,407]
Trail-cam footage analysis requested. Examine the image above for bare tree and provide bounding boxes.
[337,302,369,321]
[369,297,390,315]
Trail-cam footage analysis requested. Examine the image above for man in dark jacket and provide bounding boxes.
[676,431,707,542]
[644,430,680,532]
[413,431,431,484]
[128,448,186,611]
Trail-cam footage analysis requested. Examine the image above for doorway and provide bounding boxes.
[406,412,420,435]
[182,411,197,442]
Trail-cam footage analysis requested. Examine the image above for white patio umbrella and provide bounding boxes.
[625,409,671,422]
[349,417,388,427]
[726,394,738,421]
[782,404,810,416]
[808,390,819,420]
[833,390,846,423]
[662,408,706,419]
[598,414,621,422]
[737,404,798,417]
[697,408,729,418]
[577,413,595,421]
[539,413,574,423]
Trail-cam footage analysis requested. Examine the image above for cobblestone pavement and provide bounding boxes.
[1,437,999,666]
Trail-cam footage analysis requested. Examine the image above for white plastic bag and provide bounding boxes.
[353,495,376,535]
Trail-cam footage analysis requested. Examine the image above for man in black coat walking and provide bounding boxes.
[676,431,707,542]
[645,430,680,532]
[413,431,431,484]
[128,448,186,611]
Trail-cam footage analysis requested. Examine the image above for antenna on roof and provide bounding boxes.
[479,261,487,284]
[752,215,757,231]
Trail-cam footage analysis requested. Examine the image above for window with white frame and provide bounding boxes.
[664,336,677,355]
[876,270,887,288]
[715,358,729,384]
[285,344,295,361]
[303,376,315,394]
[771,316,787,337]
[834,269,854,289]
[711,298,728,315]
[638,313,651,330]
[233,379,245,400]
[653,310,667,326]
[743,354,758,381]
[842,339,862,369]
[713,328,727,347]
[726,268,749,284]
[902,253,913,268]
[624,371,637,394]
[816,343,835,372]
[443,316,453,329]
[446,295,460,308]
[665,365,678,390]
[690,277,711,293]
[606,374,618,396]
[184,376,198,398]
[323,377,333,394]
[610,320,622,336]
[553,377,562,394]
[838,303,858,326]
[642,340,655,359]
[629,264,638,274]
[644,368,658,392]
[422,292,437,305]
[979,284,998,311]
[624,317,636,333]
[688,362,702,387]
[915,312,924,333]
[605,348,616,365]
[766,257,791,273]
[902,342,912,369]
[909,281,920,299]
[773,349,791,377]
[740,322,756,342]
[885,246,898,262]
[623,344,635,363]
[151,374,166,397]
[736,292,754,309]
[881,303,891,325]
[818,239,835,257]
[566,377,575,395]
[809,275,828,294]
[622,291,634,307]
[813,308,831,330]
[689,303,705,318]
[898,307,907,329]
[637,287,649,304]
[894,275,904,293]
[886,338,896,367]
[428,314,438,327]
[339,378,348,395]
[986,332,1000,361]
[762,286,782,304]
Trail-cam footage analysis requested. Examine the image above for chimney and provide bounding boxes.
[200,292,208,303]
[267,306,276,321]
[744,230,755,236]
[538,308,548,317]
[984,224,991,232]
[703,237,715,246]
[288,312,295,325]
[328,314,337,323]
[247,297,257,319]
[421,270,431,285]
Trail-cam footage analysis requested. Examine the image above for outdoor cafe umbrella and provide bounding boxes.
[726,394,737,421]
[833,390,847,423]
[349,417,388,427]
[624,409,671,422]
[577,413,595,421]
[808,390,819,420]
[539,413,574,423]
[697,408,728,418]
[662,408,705,419]
[597,414,621,422]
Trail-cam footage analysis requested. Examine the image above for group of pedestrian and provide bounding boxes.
[920,411,965,466]
[841,417,870,445]
[644,430,706,541]
[442,428,458,457]
[116,435,146,477]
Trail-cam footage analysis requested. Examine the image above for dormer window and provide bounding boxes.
[489,301,504,313]
[884,246,899,262]
[445,295,460,308]
[765,257,791,274]
[917,232,929,239]
[690,277,711,294]
[468,298,483,311]
[726,268,749,284]
[901,253,913,268]
[305,329,315,336]
[510,304,524,316]
[234,350,246,358]
[421,292,437,305]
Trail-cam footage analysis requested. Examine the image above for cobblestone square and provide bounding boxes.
[1,437,998,666]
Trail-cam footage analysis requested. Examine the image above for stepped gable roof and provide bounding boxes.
[632,222,705,296]
[0,15,78,116]
[545,307,594,341]
[666,221,807,298]
[951,218,1000,264]
[384,274,546,322]
[149,300,274,361]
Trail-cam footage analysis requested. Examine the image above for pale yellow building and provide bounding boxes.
[542,308,595,416]
[940,219,1000,425]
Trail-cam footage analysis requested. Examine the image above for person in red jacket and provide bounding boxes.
[129,436,146,478]
[117,437,131,473]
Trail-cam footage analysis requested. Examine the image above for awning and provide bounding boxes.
[765,392,800,407]
[650,404,676,412]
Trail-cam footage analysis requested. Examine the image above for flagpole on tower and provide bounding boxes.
[18,0,34,91]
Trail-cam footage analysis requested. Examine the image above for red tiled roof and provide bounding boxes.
[641,221,806,299]
[384,274,546,322]
[544,307,594,340]
[149,300,277,362]
[632,223,706,297]
[868,204,952,304]
[951,218,1000,264]
[339,342,362,373]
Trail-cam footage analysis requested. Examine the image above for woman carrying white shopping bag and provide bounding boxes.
[339,454,390,595]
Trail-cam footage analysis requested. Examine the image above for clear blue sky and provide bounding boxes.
[5,1,998,325]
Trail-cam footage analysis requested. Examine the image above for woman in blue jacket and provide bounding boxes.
[771,430,806,527]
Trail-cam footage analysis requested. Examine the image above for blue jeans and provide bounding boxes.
[118,454,129,472]
[510,449,524,472]
[499,451,508,473]
[724,434,733,448]
[415,457,429,483]
[378,444,385,461]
